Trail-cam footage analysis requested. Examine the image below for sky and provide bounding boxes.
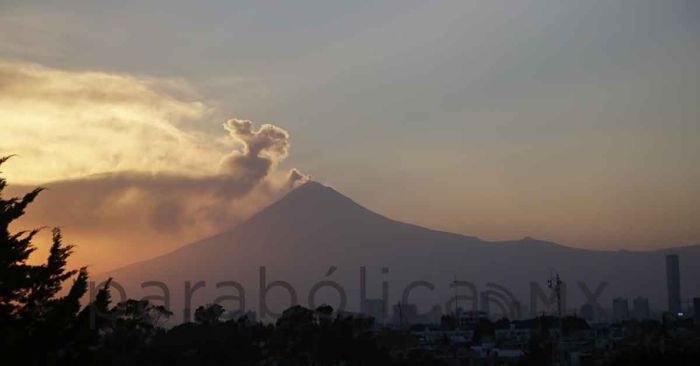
[1,0,699,270]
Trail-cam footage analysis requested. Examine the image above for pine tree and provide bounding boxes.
[0,156,89,363]
[0,156,43,319]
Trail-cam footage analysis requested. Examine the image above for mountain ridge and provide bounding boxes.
[101,180,700,322]
[106,180,696,277]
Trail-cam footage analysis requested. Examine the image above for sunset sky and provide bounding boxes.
[1,1,699,270]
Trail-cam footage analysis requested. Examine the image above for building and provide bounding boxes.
[452,308,489,328]
[666,254,681,314]
[362,298,385,324]
[495,317,569,346]
[612,298,629,322]
[495,322,534,344]
[632,297,650,320]
[411,328,474,347]
[694,298,700,326]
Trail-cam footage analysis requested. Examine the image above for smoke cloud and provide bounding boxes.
[6,119,308,271]
[220,119,291,182]
[1,59,309,271]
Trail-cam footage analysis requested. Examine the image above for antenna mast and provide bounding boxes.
[547,272,563,366]
[453,276,460,312]
[547,272,563,317]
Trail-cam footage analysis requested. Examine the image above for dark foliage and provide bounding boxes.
[1,156,89,365]
[4,156,697,366]
[0,157,439,365]
[194,303,225,325]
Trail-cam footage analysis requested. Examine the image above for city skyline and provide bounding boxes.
[2,2,700,364]
[2,2,700,268]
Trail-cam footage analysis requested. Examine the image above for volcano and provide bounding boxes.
[104,181,700,322]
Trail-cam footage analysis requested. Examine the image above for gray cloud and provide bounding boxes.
[6,120,307,271]
[287,168,311,188]
[220,119,291,183]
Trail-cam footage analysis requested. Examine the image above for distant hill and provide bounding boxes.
[104,181,700,322]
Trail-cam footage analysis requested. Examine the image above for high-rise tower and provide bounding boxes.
[666,254,681,314]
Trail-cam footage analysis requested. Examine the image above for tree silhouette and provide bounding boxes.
[0,156,89,364]
[194,303,225,325]
[8,155,690,365]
